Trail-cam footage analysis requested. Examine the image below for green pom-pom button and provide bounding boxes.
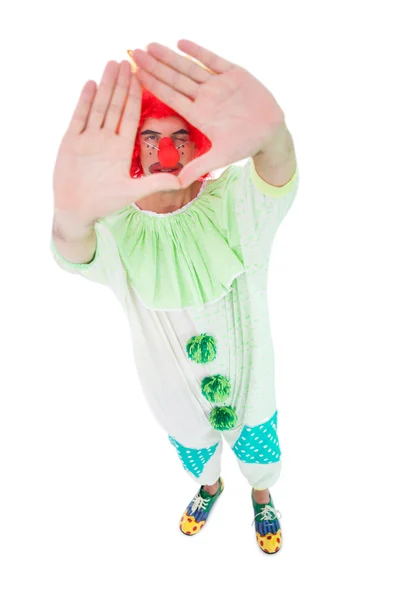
[209,406,238,431]
[186,333,217,364]
[201,374,231,403]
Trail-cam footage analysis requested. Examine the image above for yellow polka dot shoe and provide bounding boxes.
[180,477,224,536]
[251,489,282,554]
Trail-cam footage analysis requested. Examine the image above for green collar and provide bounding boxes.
[100,167,245,311]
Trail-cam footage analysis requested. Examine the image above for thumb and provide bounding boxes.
[130,172,182,203]
[177,149,230,188]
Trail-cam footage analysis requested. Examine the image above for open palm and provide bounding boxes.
[130,40,286,188]
[53,60,181,225]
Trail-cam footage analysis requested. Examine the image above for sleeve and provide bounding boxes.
[209,157,299,251]
[50,218,126,288]
[248,156,299,234]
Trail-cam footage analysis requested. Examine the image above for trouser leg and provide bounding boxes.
[234,460,281,489]
[168,431,223,486]
[223,410,282,489]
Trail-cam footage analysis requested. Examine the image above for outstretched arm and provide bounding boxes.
[252,121,297,187]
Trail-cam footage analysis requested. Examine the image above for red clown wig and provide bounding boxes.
[129,88,212,181]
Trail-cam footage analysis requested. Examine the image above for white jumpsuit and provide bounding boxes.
[50,157,299,490]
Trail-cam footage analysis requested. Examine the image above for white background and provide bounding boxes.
[1,0,399,598]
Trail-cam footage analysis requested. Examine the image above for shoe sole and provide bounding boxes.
[259,545,281,554]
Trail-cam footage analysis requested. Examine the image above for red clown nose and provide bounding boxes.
[158,137,180,168]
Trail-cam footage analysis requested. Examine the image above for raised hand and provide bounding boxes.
[130,40,286,189]
[53,60,181,225]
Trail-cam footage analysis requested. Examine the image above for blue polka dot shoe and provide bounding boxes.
[180,477,224,535]
[251,489,282,553]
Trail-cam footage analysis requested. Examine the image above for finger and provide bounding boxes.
[103,61,133,132]
[126,49,138,72]
[86,61,120,130]
[117,71,142,145]
[66,80,97,135]
[142,43,214,83]
[177,148,231,189]
[177,40,235,74]
[135,68,193,122]
[131,49,198,100]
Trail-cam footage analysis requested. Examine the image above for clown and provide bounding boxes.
[51,40,299,555]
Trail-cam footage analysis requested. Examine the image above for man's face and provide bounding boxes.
[139,116,196,177]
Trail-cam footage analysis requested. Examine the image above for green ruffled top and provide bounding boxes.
[102,166,246,311]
